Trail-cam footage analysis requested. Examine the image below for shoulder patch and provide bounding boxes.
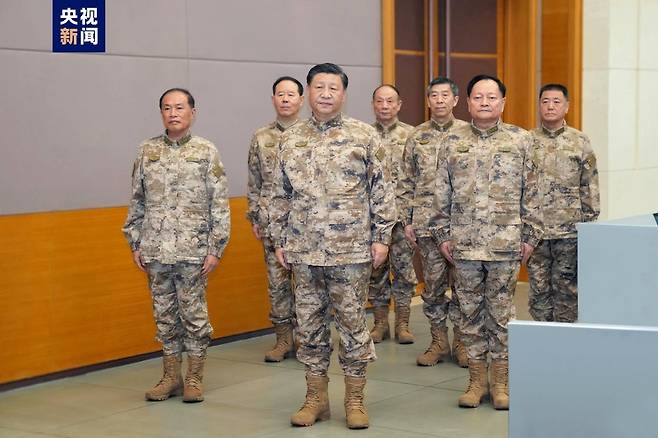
[456,145,469,153]
[265,142,276,148]
[295,141,308,148]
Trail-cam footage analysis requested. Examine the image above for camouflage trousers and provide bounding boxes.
[262,237,294,325]
[417,237,462,328]
[527,238,578,323]
[146,262,213,358]
[292,263,376,378]
[368,222,417,308]
[453,260,519,361]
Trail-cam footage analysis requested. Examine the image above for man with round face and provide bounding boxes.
[123,88,230,403]
[527,84,599,323]
[397,77,470,367]
[269,63,396,429]
[367,84,417,346]
[431,75,543,410]
[246,76,304,363]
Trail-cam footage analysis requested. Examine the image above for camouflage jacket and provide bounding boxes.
[430,122,543,261]
[373,119,413,204]
[122,132,231,264]
[269,114,396,266]
[532,125,600,239]
[398,118,469,237]
[246,120,298,234]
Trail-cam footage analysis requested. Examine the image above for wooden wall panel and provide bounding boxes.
[0,198,269,384]
[541,0,582,129]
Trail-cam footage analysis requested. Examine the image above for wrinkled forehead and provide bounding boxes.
[470,79,501,96]
[374,86,399,100]
[161,91,190,107]
[274,80,300,95]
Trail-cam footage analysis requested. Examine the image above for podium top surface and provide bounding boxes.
[578,213,658,229]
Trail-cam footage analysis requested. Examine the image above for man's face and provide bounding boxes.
[427,83,459,120]
[373,86,402,125]
[467,79,505,126]
[308,73,346,121]
[539,89,569,127]
[272,80,304,120]
[160,91,195,137]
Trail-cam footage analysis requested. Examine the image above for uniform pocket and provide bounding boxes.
[325,204,369,255]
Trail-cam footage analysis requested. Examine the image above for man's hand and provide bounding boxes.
[251,223,262,240]
[371,242,389,269]
[439,240,455,265]
[201,254,220,275]
[132,250,146,272]
[275,248,290,270]
[404,224,417,248]
[521,242,535,266]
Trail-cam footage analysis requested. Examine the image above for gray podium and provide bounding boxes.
[509,214,658,438]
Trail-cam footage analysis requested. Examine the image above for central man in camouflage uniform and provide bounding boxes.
[431,75,543,410]
[269,63,396,429]
[247,76,304,362]
[528,83,600,323]
[123,88,230,403]
[367,84,417,345]
[398,77,469,367]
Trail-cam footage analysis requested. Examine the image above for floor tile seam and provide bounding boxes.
[367,385,436,407]
[47,403,155,434]
[365,375,448,388]
[365,423,448,437]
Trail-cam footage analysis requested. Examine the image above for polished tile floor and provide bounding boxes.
[0,283,531,438]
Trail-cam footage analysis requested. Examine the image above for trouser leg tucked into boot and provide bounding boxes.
[416,325,450,366]
[145,354,183,401]
[394,305,415,344]
[264,323,294,362]
[183,355,205,403]
[344,376,369,429]
[490,360,509,410]
[458,360,489,408]
[370,305,390,343]
[451,326,469,368]
[291,375,330,427]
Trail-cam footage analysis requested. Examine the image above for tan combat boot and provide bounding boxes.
[183,355,205,403]
[458,359,489,408]
[394,306,415,344]
[344,376,369,429]
[145,354,183,401]
[291,375,330,427]
[452,326,469,368]
[490,359,509,410]
[264,323,294,362]
[416,325,450,366]
[370,306,390,343]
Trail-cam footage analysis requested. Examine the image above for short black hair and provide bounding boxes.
[306,63,348,89]
[272,76,304,96]
[159,88,195,109]
[539,83,569,101]
[427,77,459,97]
[372,84,401,100]
[466,75,506,97]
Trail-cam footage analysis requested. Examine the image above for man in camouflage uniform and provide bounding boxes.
[431,75,543,410]
[398,77,470,367]
[528,84,600,323]
[368,84,417,345]
[123,88,230,403]
[269,63,395,429]
[247,76,304,362]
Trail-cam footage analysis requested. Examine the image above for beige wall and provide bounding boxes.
[583,0,658,219]
[0,0,382,215]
